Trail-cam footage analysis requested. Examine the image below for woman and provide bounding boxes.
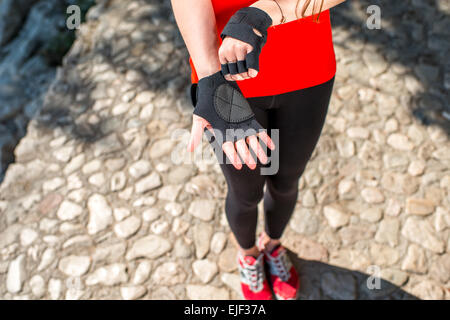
[171,0,346,300]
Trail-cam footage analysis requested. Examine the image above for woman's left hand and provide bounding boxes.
[218,34,260,81]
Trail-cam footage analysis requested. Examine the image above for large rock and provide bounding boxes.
[126,235,172,260]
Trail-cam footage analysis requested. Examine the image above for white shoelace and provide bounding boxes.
[266,248,292,282]
[238,253,265,292]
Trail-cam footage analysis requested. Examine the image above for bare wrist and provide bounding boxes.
[196,61,221,79]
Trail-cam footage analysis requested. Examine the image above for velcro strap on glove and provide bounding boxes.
[220,7,272,73]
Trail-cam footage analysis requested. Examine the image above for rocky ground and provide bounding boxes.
[0,0,448,300]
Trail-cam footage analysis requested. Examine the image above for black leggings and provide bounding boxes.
[210,76,335,250]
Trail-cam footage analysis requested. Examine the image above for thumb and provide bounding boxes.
[187,117,205,152]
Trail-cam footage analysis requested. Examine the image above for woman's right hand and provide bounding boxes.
[187,114,275,170]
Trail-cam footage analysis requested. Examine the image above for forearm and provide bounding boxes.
[250,0,346,24]
[170,0,221,78]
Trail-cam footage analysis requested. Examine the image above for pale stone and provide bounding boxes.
[290,208,320,235]
[67,173,83,190]
[193,222,213,259]
[114,216,141,238]
[82,159,101,175]
[128,160,151,179]
[210,232,227,254]
[406,198,435,215]
[142,208,161,222]
[110,171,127,191]
[157,185,182,201]
[336,138,355,158]
[43,177,65,193]
[164,202,183,217]
[149,139,175,158]
[410,280,444,300]
[370,243,400,266]
[429,254,450,283]
[126,235,172,260]
[360,208,382,222]
[20,228,38,246]
[384,118,398,133]
[338,180,356,199]
[188,199,216,221]
[58,255,91,277]
[86,264,128,286]
[375,218,399,247]
[57,200,83,221]
[380,268,408,287]
[434,207,450,232]
[88,172,105,187]
[87,194,113,235]
[92,242,127,263]
[408,160,426,176]
[221,273,242,297]
[150,219,169,234]
[151,262,186,285]
[172,217,190,235]
[347,127,369,139]
[323,205,349,228]
[105,158,125,171]
[401,217,444,253]
[385,199,401,216]
[301,189,316,207]
[387,133,414,151]
[361,187,384,204]
[133,261,152,285]
[401,244,427,273]
[339,225,374,246]
[29,275,46,298]
[38,248,56,271]
[63,154,86,175]
[135,172,162,193]
[48,278,62,300]
[121,286,147,300]
[192,259,219,283]
[7,254,26,293]
[113,208,131,222]
[186,285,230,300]
[53,146,74,162]
[304,169,322,187]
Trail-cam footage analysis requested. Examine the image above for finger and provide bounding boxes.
[247,135,268,164]
[236,60,250,79]
[248,68,258,78]
[231,45,249,81]
[187,117,205,152]
[235,138,256,170]
[257,130,276,150]
[222,141,242,170]
[221,63,230,77]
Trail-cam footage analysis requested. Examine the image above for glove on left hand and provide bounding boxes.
[190,70,265,144]
[220,6,273,75]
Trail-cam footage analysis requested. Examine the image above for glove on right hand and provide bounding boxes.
[220,6,273,75]
[191,70,265,144]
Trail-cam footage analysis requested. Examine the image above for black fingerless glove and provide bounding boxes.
[220,7,272,75]
[191,71,265,144]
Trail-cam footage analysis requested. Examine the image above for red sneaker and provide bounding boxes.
[237,251,274,300]
[257,232,300,300]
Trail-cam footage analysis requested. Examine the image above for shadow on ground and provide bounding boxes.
[286,250,419,300]
[331,0,449,134]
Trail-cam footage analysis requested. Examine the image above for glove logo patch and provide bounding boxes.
[214,84,254,123]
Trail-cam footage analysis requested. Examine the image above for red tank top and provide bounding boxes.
[189,0,337,98]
